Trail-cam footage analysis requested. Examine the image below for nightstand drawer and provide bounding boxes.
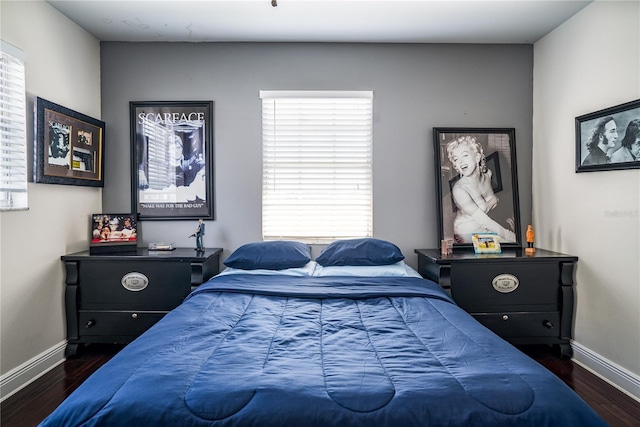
[78,261,192,310]
[79,310,166,337]
[450,262,560,311]
[473,311,561,338]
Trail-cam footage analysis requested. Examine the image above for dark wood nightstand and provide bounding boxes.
[61,247,222,357]
[415,248,578,358]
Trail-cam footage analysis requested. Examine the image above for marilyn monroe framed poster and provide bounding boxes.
[130,101,214,220]
[433,128,521,250]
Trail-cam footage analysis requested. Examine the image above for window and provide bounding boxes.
[0,41,28,211]
[261,90,373,243]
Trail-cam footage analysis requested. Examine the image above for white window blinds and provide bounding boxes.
[261,90,373,243]
[0,41,28,211]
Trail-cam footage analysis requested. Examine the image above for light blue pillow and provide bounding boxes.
[219,261,317,277]
[224,241,311,270]
[316,238,405,267]
[313,261,421,278]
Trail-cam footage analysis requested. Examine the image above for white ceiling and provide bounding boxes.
[46,0,592,44]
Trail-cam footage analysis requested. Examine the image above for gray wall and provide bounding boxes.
[101,42,533,266]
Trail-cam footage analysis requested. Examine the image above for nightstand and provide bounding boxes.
[61,247,222,357]
[415,248,578,358]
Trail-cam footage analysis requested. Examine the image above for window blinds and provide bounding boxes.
[261,91,373,243]
[0,42,28,211]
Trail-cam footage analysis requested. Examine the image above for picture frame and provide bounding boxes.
[575,99,640,173]
[89,213,137,254]
[472,232,502,254]
[34,97,105,186]
[130,101,214,220]
[433,128,521,249]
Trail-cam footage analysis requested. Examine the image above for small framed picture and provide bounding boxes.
[34,97,105,186]
[576,99,640,172]
[90,213,137,254]
[472,232,502,254]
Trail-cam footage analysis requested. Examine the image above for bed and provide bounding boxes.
[40,239,607,426]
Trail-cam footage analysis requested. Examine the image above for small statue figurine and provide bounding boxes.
[189,219,205,251]
[525,224,535,254]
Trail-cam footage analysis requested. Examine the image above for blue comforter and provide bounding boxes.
[40,275,606,426]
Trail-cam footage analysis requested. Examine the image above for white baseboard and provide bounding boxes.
[572,340,640,403]
[0,341,66,402]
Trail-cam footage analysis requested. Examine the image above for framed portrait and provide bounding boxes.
[34,97,105,186]
[575,99,640,173]
[130,101,214,220]
[89,213,137,254]
[433,128,521,250]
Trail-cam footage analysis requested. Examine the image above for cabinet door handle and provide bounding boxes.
[502,315,509,321]
[131,313,138,319]
[85,319,95,328]
[543,320,554,329]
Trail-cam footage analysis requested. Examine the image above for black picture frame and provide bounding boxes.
[575,99,640,173]
[34,97,105,187]
[433,128,521,249]
[89,213,137,254]
[130,101,214,220]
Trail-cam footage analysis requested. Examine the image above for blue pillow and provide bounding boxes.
[316,238,405,267]
[224,241,311,270]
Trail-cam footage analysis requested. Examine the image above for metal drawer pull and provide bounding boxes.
[85,320,95,328]
[132,313,138,319]
[502,315,509,321]
[121,273,149,292]
[543,320,554,329]
[492,274,519,293]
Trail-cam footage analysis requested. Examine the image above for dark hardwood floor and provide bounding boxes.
[2,344,639,426]
[1,344,124,427]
